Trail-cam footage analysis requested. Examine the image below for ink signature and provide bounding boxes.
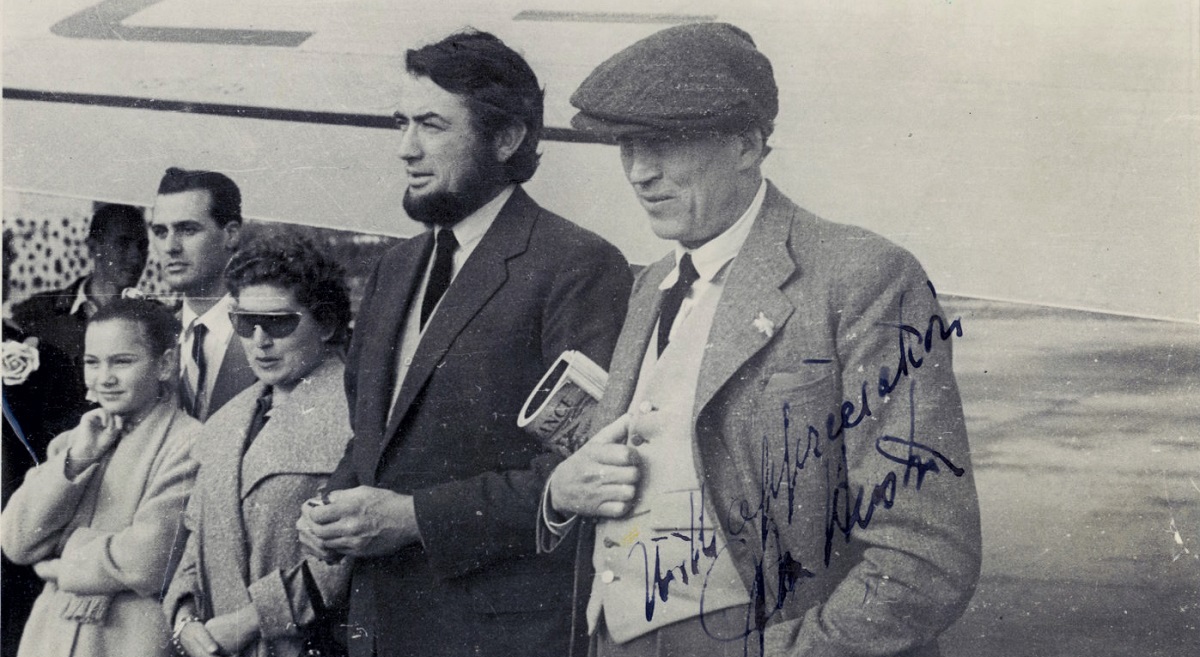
[621,286,969,655]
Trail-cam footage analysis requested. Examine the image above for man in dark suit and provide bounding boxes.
[12,203,148,389]
[296,30,633,657]
[540,24,982,657]
[149,168,256,421]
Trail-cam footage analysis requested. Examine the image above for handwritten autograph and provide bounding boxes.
[624,286,968,654]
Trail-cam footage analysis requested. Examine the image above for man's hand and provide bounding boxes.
[204,608,260,656]
[548,414,641,518]
[33,559,61,584]
[296,486,421,559]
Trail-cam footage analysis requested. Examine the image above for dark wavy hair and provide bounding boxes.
[89,298,182,355]
[156,167,243,228]
[87,203,147,243]
[406,29,544,184]
[223,230,351,346]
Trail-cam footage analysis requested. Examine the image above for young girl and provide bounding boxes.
[2,298,201,657]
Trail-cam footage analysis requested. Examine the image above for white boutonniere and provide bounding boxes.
[753,312,775,338]
[2,337,41,386]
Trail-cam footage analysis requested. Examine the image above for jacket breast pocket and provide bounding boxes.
[756,369,840,444]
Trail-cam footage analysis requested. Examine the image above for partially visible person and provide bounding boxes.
[12,203,147,396]
[541,22,981,657]
[150,167,256,421]
[164,231,353,657]
[1,298,201,657]
[2,230,90,657]
[295,29,632,657]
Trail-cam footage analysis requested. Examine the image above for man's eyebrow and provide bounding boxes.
[394,111,448,123]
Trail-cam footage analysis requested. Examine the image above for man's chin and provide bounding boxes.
[404,189,484,227]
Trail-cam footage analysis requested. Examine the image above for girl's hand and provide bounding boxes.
[67,408,123,469]
[33,559,61,583]
[205,608,261,656]
[177,620,223,657]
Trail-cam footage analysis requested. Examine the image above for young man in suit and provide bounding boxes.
[149,168,256,421]
[540,23,983,657]
[296,30,633,657]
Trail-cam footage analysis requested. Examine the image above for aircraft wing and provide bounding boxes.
[4,0,1198,321]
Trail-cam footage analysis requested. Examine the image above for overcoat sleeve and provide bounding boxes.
[2,422,199,598]
[1,429,97,564]
[55,428,199,597]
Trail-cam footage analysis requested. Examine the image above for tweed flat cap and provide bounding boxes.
[570,22,777,137]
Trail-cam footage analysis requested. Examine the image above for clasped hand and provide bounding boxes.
[548,414,642,518]
[296,486,421,561]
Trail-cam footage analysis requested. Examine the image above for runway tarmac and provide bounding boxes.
[940,298,1199,656]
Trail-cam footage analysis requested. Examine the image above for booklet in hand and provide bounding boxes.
[518,350,607,457]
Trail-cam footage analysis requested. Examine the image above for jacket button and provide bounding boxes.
[630,433,646,446]
[601,570,615,584]
[638,401,656,413]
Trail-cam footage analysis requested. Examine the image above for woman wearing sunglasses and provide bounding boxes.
[164,231,353,657]
[1,298,201,657]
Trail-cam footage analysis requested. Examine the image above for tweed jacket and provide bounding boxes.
[1,399,200,657]
[327,186,632,657]
[163,356,352,657]
[551,182,982,657]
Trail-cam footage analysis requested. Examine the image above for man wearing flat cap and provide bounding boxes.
[539,23,982,657]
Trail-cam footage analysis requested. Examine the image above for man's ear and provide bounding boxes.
[733,129,768,172]
[223,222,242,251]
[492,122,528,164]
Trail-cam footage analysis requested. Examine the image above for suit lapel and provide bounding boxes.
[378,188,539,461]
[355,233,431,454]
[593,258,672,427]
[693,184,798,421]
[206,336,256,420]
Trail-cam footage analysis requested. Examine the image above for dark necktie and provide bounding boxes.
[187,322,209,419]
[420,229,458,329]
[657,253,700,357]
[244,386,274,448]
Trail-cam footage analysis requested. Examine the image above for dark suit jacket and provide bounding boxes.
[328,187,632,657]
[2,322,88,657]
[555,182,981,657]
[197,328,256,423]
[10,277,91,406]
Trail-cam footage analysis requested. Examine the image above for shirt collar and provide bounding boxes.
[660,179,768,290]
[181,294,235,338]
[427,185,515,251]
[69,276,97,316]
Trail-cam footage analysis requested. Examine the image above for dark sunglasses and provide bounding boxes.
[229,311,303,339]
